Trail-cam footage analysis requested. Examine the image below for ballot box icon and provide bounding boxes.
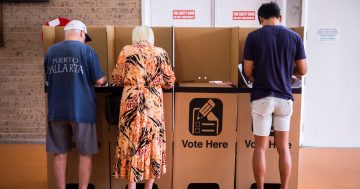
[189,98,223,136]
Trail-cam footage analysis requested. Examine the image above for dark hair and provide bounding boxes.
[258,1,281,19]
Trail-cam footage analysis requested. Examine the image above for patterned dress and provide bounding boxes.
[112,41,175,182]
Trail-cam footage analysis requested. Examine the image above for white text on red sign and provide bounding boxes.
[233,11,256,20]
[173,10,196,19]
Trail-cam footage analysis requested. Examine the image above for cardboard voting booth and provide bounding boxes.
[236,27,305,189]
[108,27,174,189]
[174,27,239,83]
[42,26,112,189]
[173,27,239,189]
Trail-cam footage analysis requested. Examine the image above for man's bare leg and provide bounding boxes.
[53,153,68,189]
[79,155,92,189]
[275,131,291,189]
[253,135,269,189]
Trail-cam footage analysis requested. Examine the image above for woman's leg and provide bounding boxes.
[127,181,136,189]
[144,179,154,189]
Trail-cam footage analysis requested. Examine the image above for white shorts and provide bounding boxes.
[251,96,293,136]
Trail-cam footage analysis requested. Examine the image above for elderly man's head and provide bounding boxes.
[64,20,92,43]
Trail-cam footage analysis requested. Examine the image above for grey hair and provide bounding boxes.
[132,26,154,45]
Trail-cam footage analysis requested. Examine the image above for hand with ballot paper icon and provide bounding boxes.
[189,98,223,136]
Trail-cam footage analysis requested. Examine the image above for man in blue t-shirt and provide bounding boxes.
[44,20,106,189]
[243,2,307,189]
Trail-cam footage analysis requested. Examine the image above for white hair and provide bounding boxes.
[132,26,154,45]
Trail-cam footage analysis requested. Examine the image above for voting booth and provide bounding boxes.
[236,27,304,189]
[42,25,112,189]
[108,27,174,189]
[173,27,239,189]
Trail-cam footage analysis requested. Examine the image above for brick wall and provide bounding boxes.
[0,0,141,143]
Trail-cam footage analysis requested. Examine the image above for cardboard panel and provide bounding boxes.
[173,93,237,189]
[156,92,174,189]
[174,27,237,83]
[41,26,55,54]
[291,27,304,40]
[91,94,111,188]
[153,27,174,65]
[114,27,133,63]
[106,26,116,84]
[88,27,109,78]
[110,92,174,189]
[231,27,240,84]
[236,93,301,189]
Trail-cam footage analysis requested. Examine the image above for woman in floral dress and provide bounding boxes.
[112,26,175,189]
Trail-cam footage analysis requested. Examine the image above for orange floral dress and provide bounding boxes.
[112,41,175,182]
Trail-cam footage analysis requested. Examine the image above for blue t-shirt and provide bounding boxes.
[44,40,105,123]
[243,25,306,101]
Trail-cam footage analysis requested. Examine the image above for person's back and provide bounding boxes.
[242,2,307,189]
[245,25,305,101]
[118,43,173,88]
[112,26,175,189]
[44,20,106,189]
[46,40,102,123]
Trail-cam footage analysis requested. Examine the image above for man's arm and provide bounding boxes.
[293,59,307,76]
[243,60,254,82]
[94,76,107,86]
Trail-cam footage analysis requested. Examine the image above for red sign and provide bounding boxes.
[173,10,196,19]
[233,11,256,20]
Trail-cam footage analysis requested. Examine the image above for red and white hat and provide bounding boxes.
[46,17,71,27]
